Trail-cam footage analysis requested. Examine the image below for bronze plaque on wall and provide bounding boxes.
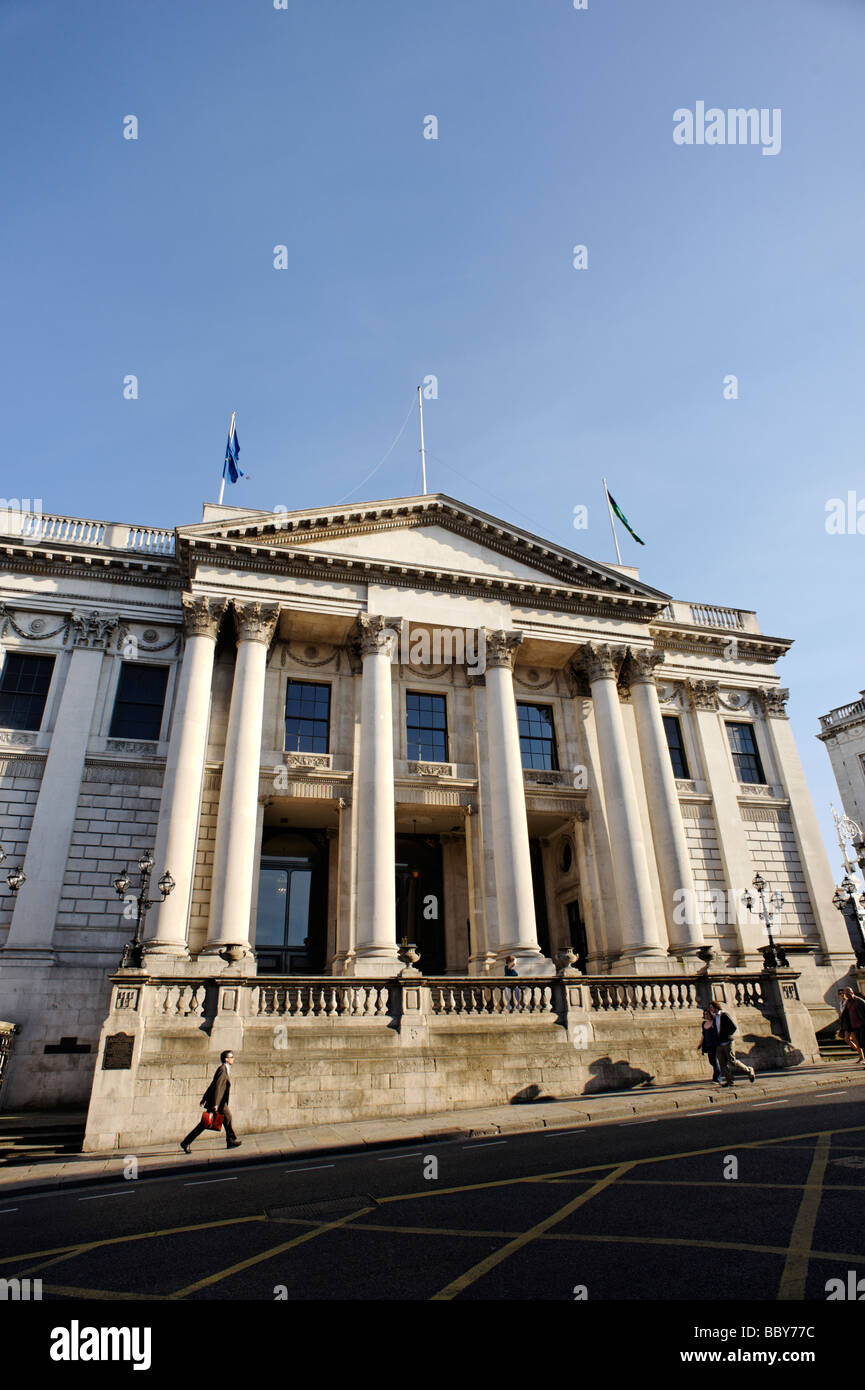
[102,1032,134,1070]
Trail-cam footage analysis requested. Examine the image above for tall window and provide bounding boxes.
[406,692,448,762]
[0,653,54,731]
[663,715,690,779]
[284,680,330,753]
[109,663,169,740]
[726,722,766,784]
[517,703,559,770]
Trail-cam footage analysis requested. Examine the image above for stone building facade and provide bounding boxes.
[0,494,852,1115]
[818,692,865,835]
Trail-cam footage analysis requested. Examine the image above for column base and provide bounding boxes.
[610,949,681,976]
[493,948,555,978]
[468,952,497,977]
[350,947,402,978]
[142,942,191,962]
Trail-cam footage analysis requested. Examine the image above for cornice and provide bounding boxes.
[650,622,791,661]
[0,547,180,589]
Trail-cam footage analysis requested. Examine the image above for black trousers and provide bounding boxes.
[182,1106,237,1147]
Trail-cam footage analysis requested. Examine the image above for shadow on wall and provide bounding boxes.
[582,1058,655,1095]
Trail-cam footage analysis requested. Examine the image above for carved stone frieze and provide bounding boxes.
[717,689,754,713]
[627,648,666,686]
[409,761,455,778]
[68,610,122,650]
[284,752,332,771]
[575,642,628,684]
[354,613,400,659]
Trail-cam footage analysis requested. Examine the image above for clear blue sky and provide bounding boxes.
[2,0,863,867]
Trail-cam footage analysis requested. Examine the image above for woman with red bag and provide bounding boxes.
[181,1050,242,1151]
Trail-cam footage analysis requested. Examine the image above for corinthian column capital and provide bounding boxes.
[628,648,666,686]
[484,629,523,670]
[578,641,627,683]
[233,601,280,645]
[758,687,789,719]
[182,594,227,640]
[686,678,720,712]
[354,613,400,658]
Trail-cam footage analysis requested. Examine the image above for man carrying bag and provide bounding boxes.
[181,1049,242,1152]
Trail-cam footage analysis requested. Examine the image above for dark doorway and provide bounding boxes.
[528,839,552,958]
[566,897,589,973]
[254,829,328,973]
[395,834,445,975]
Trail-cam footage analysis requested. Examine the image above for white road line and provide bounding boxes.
[542,1129,585,1136]
[184,1176,239,1186]
[0,1208,19,1214]
[819,1091,849,1097]
[377,1154,416,1162]
[284,1164,334,1173]
[78,1190,135,1201]
[750,1102,788,1108]
[680,1110,724,1118]
[462,1140,506,1148]
[620,1118,660,1126]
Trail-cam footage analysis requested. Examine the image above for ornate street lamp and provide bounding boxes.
[0,844,26,896]
[832,875,865,968]
[743,871,789,970]
[114,848,174,969]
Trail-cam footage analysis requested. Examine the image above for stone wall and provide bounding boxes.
[0,755,44,945]
[83,971,819,1150]
[742,805,816,934]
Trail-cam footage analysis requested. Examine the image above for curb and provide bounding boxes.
[1,1068,861,1200]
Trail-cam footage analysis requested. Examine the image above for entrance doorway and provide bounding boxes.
[566,897,589,973]
[254,829,328,973]
[395,834,445,975]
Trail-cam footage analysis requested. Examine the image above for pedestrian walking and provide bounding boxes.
[837,988,865,1065]
[503,955,522,1012]
[181,1049,242,1151]
[697,1007,723,1083]
[707,1001,756,1086]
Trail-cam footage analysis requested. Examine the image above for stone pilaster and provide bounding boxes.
[144,596,226,960]
[629,649,705,956]
[205,602,279,963]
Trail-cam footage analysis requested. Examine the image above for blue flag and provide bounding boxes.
[223,421,243,484]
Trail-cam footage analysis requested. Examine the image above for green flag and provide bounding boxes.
[607,489,645,546]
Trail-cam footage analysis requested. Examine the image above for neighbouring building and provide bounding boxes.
[818,692,865,835]
[0,494,853,1139]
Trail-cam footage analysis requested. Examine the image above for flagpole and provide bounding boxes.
[218,411,236,506]
[602,477,623,564]
[417,386,427,496]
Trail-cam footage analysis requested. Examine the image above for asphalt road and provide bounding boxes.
[2,1081,863,1302]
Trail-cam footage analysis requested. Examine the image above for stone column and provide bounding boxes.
[629,650,705,955]
[758,688,851,963]
[484,630,548,974]
[686,680,760,961]
[144,596,225,959]
[205,602,279,962]
[581,643,666,964]
[353,614,401,976]
[1,612,121,959]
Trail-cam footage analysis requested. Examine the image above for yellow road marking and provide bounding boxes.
[777,1133,831,1300]
[42,1285,168,1301]
[2,1213,266,1266]
[170,1204,375,1298]
[430,1161,634,1301]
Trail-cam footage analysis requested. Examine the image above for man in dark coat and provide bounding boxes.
[837,988,865,1064]
[181,1050,242,1151]
[707,1002,756,1086]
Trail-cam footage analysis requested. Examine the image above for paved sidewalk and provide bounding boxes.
[1,1061,862,1198]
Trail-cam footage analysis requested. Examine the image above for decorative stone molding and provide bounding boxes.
[0,730,38,747]
[181,594,227,639]
[106,739,159,755]
[574,808,590,823]
[68,610,122,650]
[354,613,400,658]
[0,605,67,642]
[675,778,698,794]
[627,649,665,685]
[515,668,556,691]
[408,760,455,778]
[484,629,523,670]
[233,601,280,645]
[717,689,754,713]
[576,642,627,684]
[686,678,720,711]
[758,687,790,719]
[284,751,332,771]
[656,681,684,708]
[563,661,591,698]
[282,642,339,669]
[524,769,568,787]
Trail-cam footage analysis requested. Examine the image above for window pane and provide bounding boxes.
[109,663,169,740]
[663,715,690,780]
[726,722,765,784]
[255,868,289,945]
[517,703,558,770]
[0,654,55,731]
[284,680,330,753]
[286,870,312,945]
[407,692,448,762]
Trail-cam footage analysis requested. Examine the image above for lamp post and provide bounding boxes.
[113,849,174,969]
[743,871,789,970]
[0,844,26,896]
[832,875,865,968]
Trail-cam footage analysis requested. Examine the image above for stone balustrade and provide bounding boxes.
[429,981,554,1016]
[586,978,701,1012]
[253,980,390,1018]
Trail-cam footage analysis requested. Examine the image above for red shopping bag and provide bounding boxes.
[201,1111,224,1131]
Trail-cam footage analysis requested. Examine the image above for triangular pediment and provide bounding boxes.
[179,493,670,605]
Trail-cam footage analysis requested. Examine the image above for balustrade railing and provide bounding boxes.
[587,979,701,1012]
[429,981,554,1016]
[253,981,390,1018]
[2,511,175,556]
